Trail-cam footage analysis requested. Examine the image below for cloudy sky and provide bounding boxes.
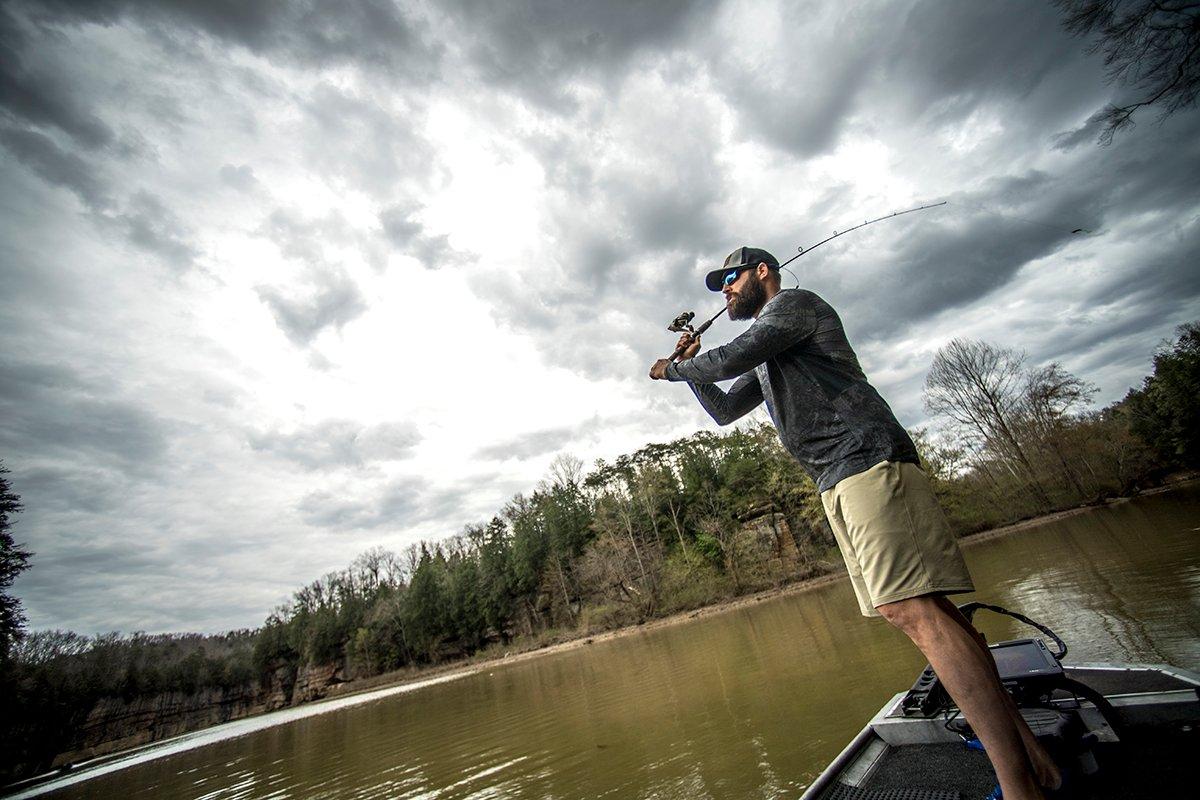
[2,0,1198,635]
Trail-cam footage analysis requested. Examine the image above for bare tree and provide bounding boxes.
[1022,363,1099,497]
[546,453,584,490]
[1055,0,1200,144]
[924,339,1052,505]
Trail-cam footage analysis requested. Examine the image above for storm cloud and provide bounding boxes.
[2,0,1197,635]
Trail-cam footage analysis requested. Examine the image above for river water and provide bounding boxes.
[14,484,1200,800]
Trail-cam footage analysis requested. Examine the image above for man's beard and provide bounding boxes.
[727,271,768,320]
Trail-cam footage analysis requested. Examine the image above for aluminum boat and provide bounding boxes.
[800,606,1200,800]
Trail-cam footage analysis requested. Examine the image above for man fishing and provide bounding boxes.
[648,247,1062,800]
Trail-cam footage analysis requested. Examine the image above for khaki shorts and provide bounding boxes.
[821,460,974,617]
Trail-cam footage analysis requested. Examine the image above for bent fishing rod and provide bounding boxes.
[663,201,947,360]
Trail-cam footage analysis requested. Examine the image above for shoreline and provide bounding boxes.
[314,475,1200,705]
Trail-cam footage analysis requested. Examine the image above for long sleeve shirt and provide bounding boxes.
[664,288,918,492]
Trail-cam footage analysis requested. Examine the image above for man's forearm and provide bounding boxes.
[675,370,764,425]
[666,296,814,383]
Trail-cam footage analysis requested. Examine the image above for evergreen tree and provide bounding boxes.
[1124,321,1200,467]
[1,462,32,663]
[402,545,448,661]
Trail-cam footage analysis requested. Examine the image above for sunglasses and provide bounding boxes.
[722,267,750,287]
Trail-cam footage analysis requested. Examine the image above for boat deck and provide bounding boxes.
[814,729,1198,799]
[808,665,1200,800]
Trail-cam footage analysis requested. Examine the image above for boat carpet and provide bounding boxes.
[851,743,995,798]
[822,724,1198,799]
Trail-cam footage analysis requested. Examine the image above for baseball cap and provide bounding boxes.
[704,246,780,291]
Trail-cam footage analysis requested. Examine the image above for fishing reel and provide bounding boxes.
[667,311,696,333]
[663,309,724,360]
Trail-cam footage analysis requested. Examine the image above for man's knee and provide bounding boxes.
[876,595,941,635]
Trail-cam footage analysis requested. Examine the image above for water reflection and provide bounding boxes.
[14,484,1199,800]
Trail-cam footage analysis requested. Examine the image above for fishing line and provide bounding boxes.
[947,198,1095,236]
[777,200,950,270]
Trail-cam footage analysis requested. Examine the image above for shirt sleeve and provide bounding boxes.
[665,291,817,384]
[684,371,764,426]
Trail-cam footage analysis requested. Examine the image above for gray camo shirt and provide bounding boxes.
[664,288,918,492]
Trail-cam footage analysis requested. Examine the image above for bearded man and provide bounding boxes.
[648,247,1061,800]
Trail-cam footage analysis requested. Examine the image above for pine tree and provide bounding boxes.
[1,462,32,663]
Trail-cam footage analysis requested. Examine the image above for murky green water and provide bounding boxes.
[16,485,1200,800]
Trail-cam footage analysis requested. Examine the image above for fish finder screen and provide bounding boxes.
[989,639,1062,681]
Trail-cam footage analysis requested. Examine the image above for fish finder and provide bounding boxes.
[902,638,1064,717]
[989,638,1063,683]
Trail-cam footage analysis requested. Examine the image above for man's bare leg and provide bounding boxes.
[937,597,1062,790]
[877,595,1046,800]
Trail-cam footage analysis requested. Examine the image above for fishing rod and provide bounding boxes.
[663,201,947,360]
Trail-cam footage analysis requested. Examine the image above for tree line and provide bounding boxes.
[2,322,1197,783]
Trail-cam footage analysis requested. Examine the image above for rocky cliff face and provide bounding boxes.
[51,660,347,769]
[290,662,347,704]
[60,685,265,767]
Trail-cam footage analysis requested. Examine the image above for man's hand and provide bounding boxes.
[675,333,701,360]
[650,334,702,380]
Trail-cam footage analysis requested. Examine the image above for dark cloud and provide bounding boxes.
[0,130,200,268]
[249,419,422,470]
[0,359,170,473]
[884,2,1076,114]
[19,0,442,78]
[701,1,1105,158]
[0,126,111,210]
[13,531,186,633]
[1078,222,1200,319]
[1053,109,1109,152]
[296,474,497,534]
[0,6,115,149]
[256,267,369,347]
[446,0,712,109]
[13,465,125,515]
[835,187,1086,338]
[115,190,199,270]
[3,0,438,285]
[707,17,878,158]
[809,106,1200,346]
[297,475,426,531]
